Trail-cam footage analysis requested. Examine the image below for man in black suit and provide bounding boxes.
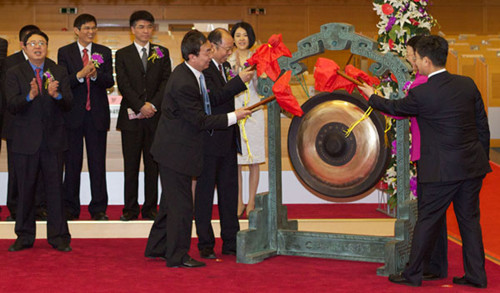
[0,36,7,140]
[195,28,254,259]
[0,25,47,221]
[115,10,171,221]
[144,30,252,268]
[6,31,72,252]
[359,35,490,288]
[58,14,114,221]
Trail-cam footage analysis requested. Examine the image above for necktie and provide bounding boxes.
[199,74,211,115]
[218,64,226,82]
[35,68,42,93]
[141,47,148,71]
[199,74,213,136]
[82,48,91,111]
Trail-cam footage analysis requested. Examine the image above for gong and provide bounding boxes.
[288,91,390,198]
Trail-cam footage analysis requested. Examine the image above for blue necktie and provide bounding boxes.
[199,74,211,115]
[199,74,213,135]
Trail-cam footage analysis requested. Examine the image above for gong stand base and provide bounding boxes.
[237,190,417,276]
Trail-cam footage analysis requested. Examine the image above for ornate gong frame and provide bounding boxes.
[236,23,417,276]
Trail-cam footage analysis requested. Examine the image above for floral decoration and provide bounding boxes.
[373,0,436,206]
[147,46,164,63]
[91,53,104,68]
[43,69,53,89]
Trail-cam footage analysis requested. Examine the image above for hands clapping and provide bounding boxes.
[77,62,96,80]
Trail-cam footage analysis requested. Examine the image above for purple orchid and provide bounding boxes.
[410,176,418,197]
[385,17,397,32]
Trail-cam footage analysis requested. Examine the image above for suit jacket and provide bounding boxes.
[1,51,27,139]
[57,42,114,131]
[115,43,171,131]
[0,37,7,113]
[203,60,246,155]
[369,71,491,183]
[5,59,73,154]
[151,62,230,177]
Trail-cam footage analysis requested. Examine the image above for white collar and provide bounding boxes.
[134,41,150,55]
[77,41,92,56]
[428,68,446,79]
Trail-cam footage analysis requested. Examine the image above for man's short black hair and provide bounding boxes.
[19,24,40,42]
[230,22,256,49]
[414,35,448,67]
[74,14,97,29]
[181,30,207,61]
[406,35,424,49]
[129,10,155,27]
[23,30,49,46]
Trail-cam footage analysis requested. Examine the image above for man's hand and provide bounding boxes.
[238,67,255,83]
[235,107,252,120]
[140,102,157,119]
[47,79,60,98]
[77,62,96,79]
[358,82,375,98]
[29,78,39,100]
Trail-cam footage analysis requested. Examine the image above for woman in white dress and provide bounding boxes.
[228,22,266,217]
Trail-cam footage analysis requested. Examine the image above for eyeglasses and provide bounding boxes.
[26,41,47,47]
[216,44,233,53]
[80,26,98,32]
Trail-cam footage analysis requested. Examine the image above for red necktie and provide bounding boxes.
[35,68,42,93]
[218,64,226,82]
[82,48,91,111]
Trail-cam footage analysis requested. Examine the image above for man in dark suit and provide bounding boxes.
[195,28,254,259]
[359,35,490,288]
[144,30,252,268]
[6,31,72,252]
[115,10,171,221]
[58,14,114,221]
[0,36,7,137]
[0,25,47,221]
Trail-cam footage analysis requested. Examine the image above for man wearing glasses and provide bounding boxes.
[1,25,49,222]
[5,30,73,252]
[115,10,171,221]
[58,14,114,221]
[194,28,254,259]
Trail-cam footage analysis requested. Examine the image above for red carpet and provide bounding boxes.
[0,238,498,292]
[1,203,390,221]
[447,161,500,263]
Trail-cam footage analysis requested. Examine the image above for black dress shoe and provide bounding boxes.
[142,210,158,220]
[453,276,487,288]
[222,249,236,256]
[199,247,216,259]
[8,240,33,252]
[92,212,109,221]
[55,243,72,252]
[423,273,444,281]
[120,212,138,221]
[388,273,420,287]
[6,215,16,221]
[178,258,206,268]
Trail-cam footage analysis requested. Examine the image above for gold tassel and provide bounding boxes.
[344,107,373,138]
[238,86,253,161]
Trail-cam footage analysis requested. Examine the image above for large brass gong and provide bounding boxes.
[288,91,390,198]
